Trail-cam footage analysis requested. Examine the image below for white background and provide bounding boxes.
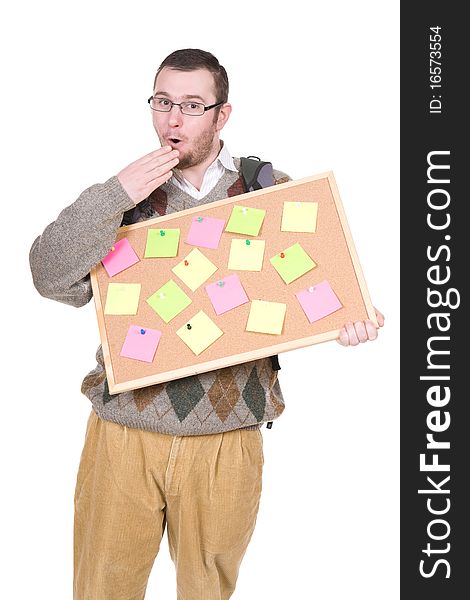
[1,1,399,598]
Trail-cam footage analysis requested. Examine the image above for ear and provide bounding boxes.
[215,102,232,132]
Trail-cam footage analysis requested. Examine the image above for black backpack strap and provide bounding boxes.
[240,156,275,192]
[239,156,281,379]
[120,206,140,226]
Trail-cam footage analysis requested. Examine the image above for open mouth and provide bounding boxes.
[169,138,182,145]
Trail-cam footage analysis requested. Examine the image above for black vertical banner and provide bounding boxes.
[401,3,468,598]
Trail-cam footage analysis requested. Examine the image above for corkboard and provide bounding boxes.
[90,172,377,394]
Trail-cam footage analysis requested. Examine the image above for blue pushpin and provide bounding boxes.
[218,280,225,287]
[140,328,146,334]
[197,216,203,223]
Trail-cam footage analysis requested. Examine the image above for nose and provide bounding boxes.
[168,103,183,127]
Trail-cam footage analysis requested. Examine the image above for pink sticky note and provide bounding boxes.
[296,280,343,323]
[102,238,139,277]
[120,326,162,362]
[186,216,225,249]
[206,274,249,315]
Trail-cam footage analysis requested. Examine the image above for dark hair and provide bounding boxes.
[153,49,229,103]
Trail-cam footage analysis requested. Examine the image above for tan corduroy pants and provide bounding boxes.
[73,410,264,600]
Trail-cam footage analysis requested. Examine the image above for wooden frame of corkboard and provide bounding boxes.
[90,171,377,394]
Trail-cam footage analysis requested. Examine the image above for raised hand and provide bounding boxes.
[117,146,179,204]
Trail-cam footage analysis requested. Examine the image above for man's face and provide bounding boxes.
[152,67,225,170]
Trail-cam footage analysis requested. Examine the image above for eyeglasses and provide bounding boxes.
[147,96,224,116]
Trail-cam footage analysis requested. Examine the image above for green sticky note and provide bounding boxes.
[144,228,180,257]
[104,283,141,315]
[147,279,192,323]
[270,243,316,284]
[225,205,266,236]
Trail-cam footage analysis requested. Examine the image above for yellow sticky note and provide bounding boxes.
[228,239,265,271]
[104,283,141,315]
[176,310,223,355]
[281,201,318,233]
[246,300,287,335]
[172,248,218,292]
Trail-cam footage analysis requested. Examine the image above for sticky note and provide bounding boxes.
[246,300,287,335]
[104,283,141,315]
[172,248,218,292]
[186,215,225,249]
[281,201,318,233]
[176,310,223,356]
[205,274,249,315]
[120,326,162,362]
[147,280,192,323]
[270,243,316,284]
[228,239,265,271]
[101,238,139,277]
[296,280,343,323]
[225,205,266,236]
[144,228,180,257]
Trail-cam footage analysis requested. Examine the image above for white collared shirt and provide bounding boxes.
[170,141,237,200]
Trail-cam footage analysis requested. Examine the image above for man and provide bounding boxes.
[30,49,384,599]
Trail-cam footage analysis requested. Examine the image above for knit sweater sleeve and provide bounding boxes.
[29,175,135,308]
[273,167,292,184]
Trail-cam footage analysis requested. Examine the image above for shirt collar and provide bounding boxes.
[217,140,238,172]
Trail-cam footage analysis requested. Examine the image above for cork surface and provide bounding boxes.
[90,172,376,393]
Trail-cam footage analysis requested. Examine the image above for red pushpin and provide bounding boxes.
[280,252,285,258]
[184,260,189,266]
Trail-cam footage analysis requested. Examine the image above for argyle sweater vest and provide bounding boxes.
[79,159,289,435]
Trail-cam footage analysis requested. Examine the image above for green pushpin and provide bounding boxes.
[160,230,165,236]
[245,239,251,246]
[218,280,225,287]
[197,216,203,222]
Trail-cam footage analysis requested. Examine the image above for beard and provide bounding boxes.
[160,121,218,170]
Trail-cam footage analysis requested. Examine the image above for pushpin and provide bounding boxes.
[140,328,146,335]
[308,286,315,293]
[245,240,251,246]
[218,280,225,287]
[159,293,165,299]
[160,230,165,236]
[280,252,285,258]
[197,216,203,222]
[111,246,115,252]
[186,323,192,330]
[242,207,248,215]
[184,260,189,266]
